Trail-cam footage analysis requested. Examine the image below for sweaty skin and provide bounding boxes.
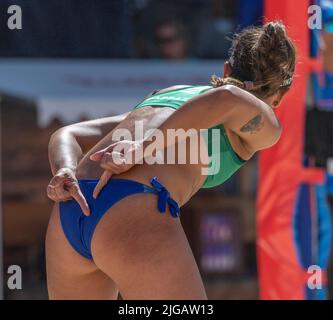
[75,106,206,205]
[86,84,282,198]
[46,84,284,300]
[75,84,281,204]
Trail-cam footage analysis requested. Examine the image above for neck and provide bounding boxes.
[263,97,275,108]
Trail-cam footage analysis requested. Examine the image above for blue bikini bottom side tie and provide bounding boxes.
[59,176,180,260]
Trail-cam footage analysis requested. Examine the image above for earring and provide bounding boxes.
[273,101,279,106]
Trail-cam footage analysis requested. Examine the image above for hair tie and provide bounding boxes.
[280,77,293,88]
[266,23,276,35]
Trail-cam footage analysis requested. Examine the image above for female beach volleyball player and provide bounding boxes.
[46,21,296,299]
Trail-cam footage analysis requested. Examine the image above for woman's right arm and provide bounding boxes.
[47,112,129,215]
[48,113,129,175]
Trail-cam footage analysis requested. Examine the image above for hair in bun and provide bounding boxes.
[211,20,296,98]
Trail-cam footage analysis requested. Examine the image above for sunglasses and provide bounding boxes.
[155,34,181,45]
[325,22,333,33]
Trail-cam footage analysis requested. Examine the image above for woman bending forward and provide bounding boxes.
[46,21,296,300]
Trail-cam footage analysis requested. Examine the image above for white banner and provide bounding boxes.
[0,59,224,126]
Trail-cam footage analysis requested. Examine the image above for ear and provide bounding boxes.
[224,61,232,77]
[277,87,289,102]
[272,88,290,109]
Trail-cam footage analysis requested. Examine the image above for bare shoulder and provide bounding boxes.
[198,84,255,107]
[142,85,193,100]
[159,84,237,98]
[214,84,263,106]
[214,85,282,153]
[219,85,280,126]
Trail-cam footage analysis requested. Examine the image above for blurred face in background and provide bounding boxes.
[155,22,188,60]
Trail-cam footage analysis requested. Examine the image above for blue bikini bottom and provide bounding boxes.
[59,176,180,260]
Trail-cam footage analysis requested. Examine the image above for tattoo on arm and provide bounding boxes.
[240,113,265,134]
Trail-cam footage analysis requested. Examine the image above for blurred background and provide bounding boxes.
[1,0,333,300]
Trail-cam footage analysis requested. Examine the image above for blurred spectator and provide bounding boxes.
[154,20,189,60]
[132,0,235,60]
[0,0,134,58]
[132,0,210,58]
[0,0,240,60]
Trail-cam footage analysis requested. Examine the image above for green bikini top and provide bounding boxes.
[133,85,247,188]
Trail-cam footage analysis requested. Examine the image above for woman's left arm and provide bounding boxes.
[91,85,282,196]
[139,84,281,154]
[218,85,282,154]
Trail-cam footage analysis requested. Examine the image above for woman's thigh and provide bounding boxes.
[45,204,119,300]
[91,193,207,300]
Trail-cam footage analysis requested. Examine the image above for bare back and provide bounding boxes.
[76,105,209,206]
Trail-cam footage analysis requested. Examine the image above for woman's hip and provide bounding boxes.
[58,176,181,261]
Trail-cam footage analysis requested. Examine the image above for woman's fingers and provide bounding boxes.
[46,185,57,201]
[68,183,90,216]
[90,149,106,161]
[100,152,126,171]
[92,149,135,199]
[47,183,71,202]
[54,185,72,201]
[90,141,142,199]
[93,170,112,199]
[46,168,90,216]
[90,143,116,161]
[50,175,62,187]
[48,181,90,216]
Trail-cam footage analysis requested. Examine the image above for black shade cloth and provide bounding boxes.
[0,0,133,58]
[305,108,333,167]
